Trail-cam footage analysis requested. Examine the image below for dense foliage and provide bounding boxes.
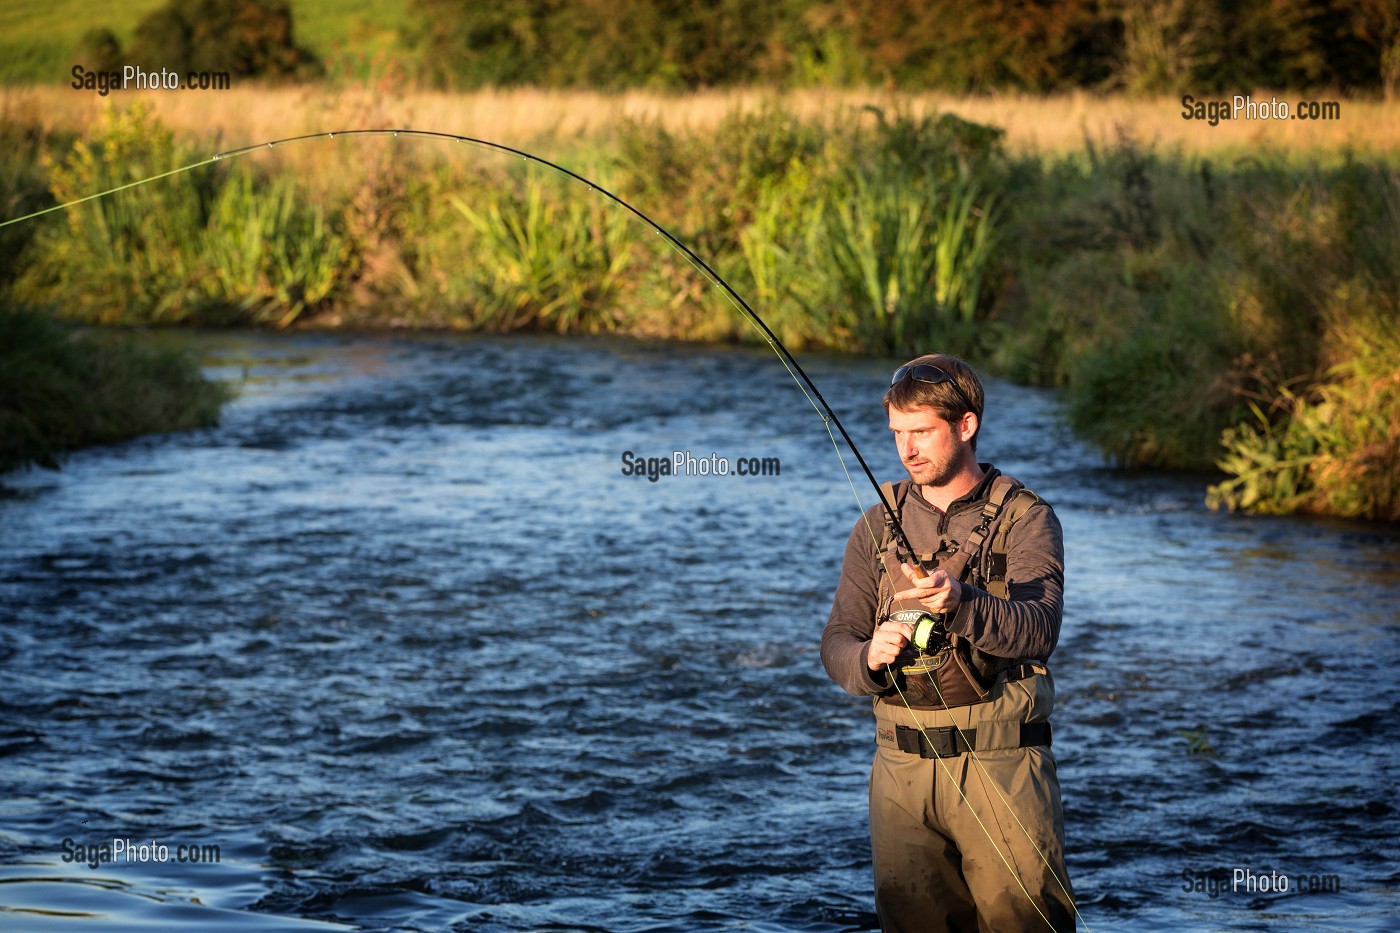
[408,0,1399,94]
[18,106,344,327]
[0,306,229,474]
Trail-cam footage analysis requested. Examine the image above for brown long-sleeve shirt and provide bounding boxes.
[821,465,1065,698]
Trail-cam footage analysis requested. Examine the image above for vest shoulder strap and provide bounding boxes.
[984,484,1043,597]
[953,476,1019,575]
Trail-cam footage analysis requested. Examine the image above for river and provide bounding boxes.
[2,332,1396,931]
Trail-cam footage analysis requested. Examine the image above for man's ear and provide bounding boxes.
[958,411,979,444]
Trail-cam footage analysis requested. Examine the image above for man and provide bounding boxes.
[821,353,1076,932]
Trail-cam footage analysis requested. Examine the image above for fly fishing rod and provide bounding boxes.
[1,126,928,569]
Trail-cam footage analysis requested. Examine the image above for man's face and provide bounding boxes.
[888,404,970,487]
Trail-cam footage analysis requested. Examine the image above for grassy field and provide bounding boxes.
[0,0,411,84]
[6,84,1400,158]
[0,0,161,84]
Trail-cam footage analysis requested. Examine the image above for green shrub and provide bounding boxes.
[1064,302,1240,471]
[1208,304,1400,521]
[995,142,1400,481]
[0,117,59,292]
[609,107,828,258]
[20,105,216,323]
[0,306,230,473]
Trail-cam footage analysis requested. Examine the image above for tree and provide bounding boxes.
[126,0,320,79]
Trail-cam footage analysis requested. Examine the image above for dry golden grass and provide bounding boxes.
[8,85,1400,157]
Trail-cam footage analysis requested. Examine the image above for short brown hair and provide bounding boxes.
[883,353,985,451]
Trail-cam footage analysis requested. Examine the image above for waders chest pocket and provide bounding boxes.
[901,646,953,675]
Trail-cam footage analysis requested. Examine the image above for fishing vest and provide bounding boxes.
[874,475,1044,710]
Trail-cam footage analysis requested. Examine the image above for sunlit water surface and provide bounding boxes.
[2,333,1396,932]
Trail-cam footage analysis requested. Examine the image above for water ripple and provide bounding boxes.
[2,333,1397,931]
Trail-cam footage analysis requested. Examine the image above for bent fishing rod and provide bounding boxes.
[3,126,1085,931]
[2,127,929,570]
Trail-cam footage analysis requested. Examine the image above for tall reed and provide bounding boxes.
[448,171,638,333]
[203,171,348,327]
[16,104,349,326]
[728,110,1004,355]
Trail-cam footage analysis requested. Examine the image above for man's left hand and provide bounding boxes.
[893,562,962,616]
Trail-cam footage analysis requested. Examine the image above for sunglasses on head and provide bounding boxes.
[890,363,977,416]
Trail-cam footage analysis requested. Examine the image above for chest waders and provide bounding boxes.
[874,475,1044,710]
[867,476,1080,933]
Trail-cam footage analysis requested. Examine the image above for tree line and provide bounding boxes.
[407,0,1398,94]
[74,0,1397,95]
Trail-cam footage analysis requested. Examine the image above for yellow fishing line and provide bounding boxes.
[0,158,221,229]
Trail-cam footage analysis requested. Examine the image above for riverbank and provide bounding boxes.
[0,306,229,475]
[1,90,1395,519]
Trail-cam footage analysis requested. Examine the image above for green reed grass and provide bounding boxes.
[721,110,1005,355]
[204,170,348,327]
[792,162,997,355]
[16,105,348,326]
[449,171,637,333]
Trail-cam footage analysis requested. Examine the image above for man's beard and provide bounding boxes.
[904,448,960,487]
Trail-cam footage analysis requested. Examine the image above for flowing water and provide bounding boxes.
[2,332,1396,932]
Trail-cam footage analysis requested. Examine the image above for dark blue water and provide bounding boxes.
[2,333,1397,931]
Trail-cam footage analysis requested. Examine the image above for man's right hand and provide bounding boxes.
[867,619,913,670]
